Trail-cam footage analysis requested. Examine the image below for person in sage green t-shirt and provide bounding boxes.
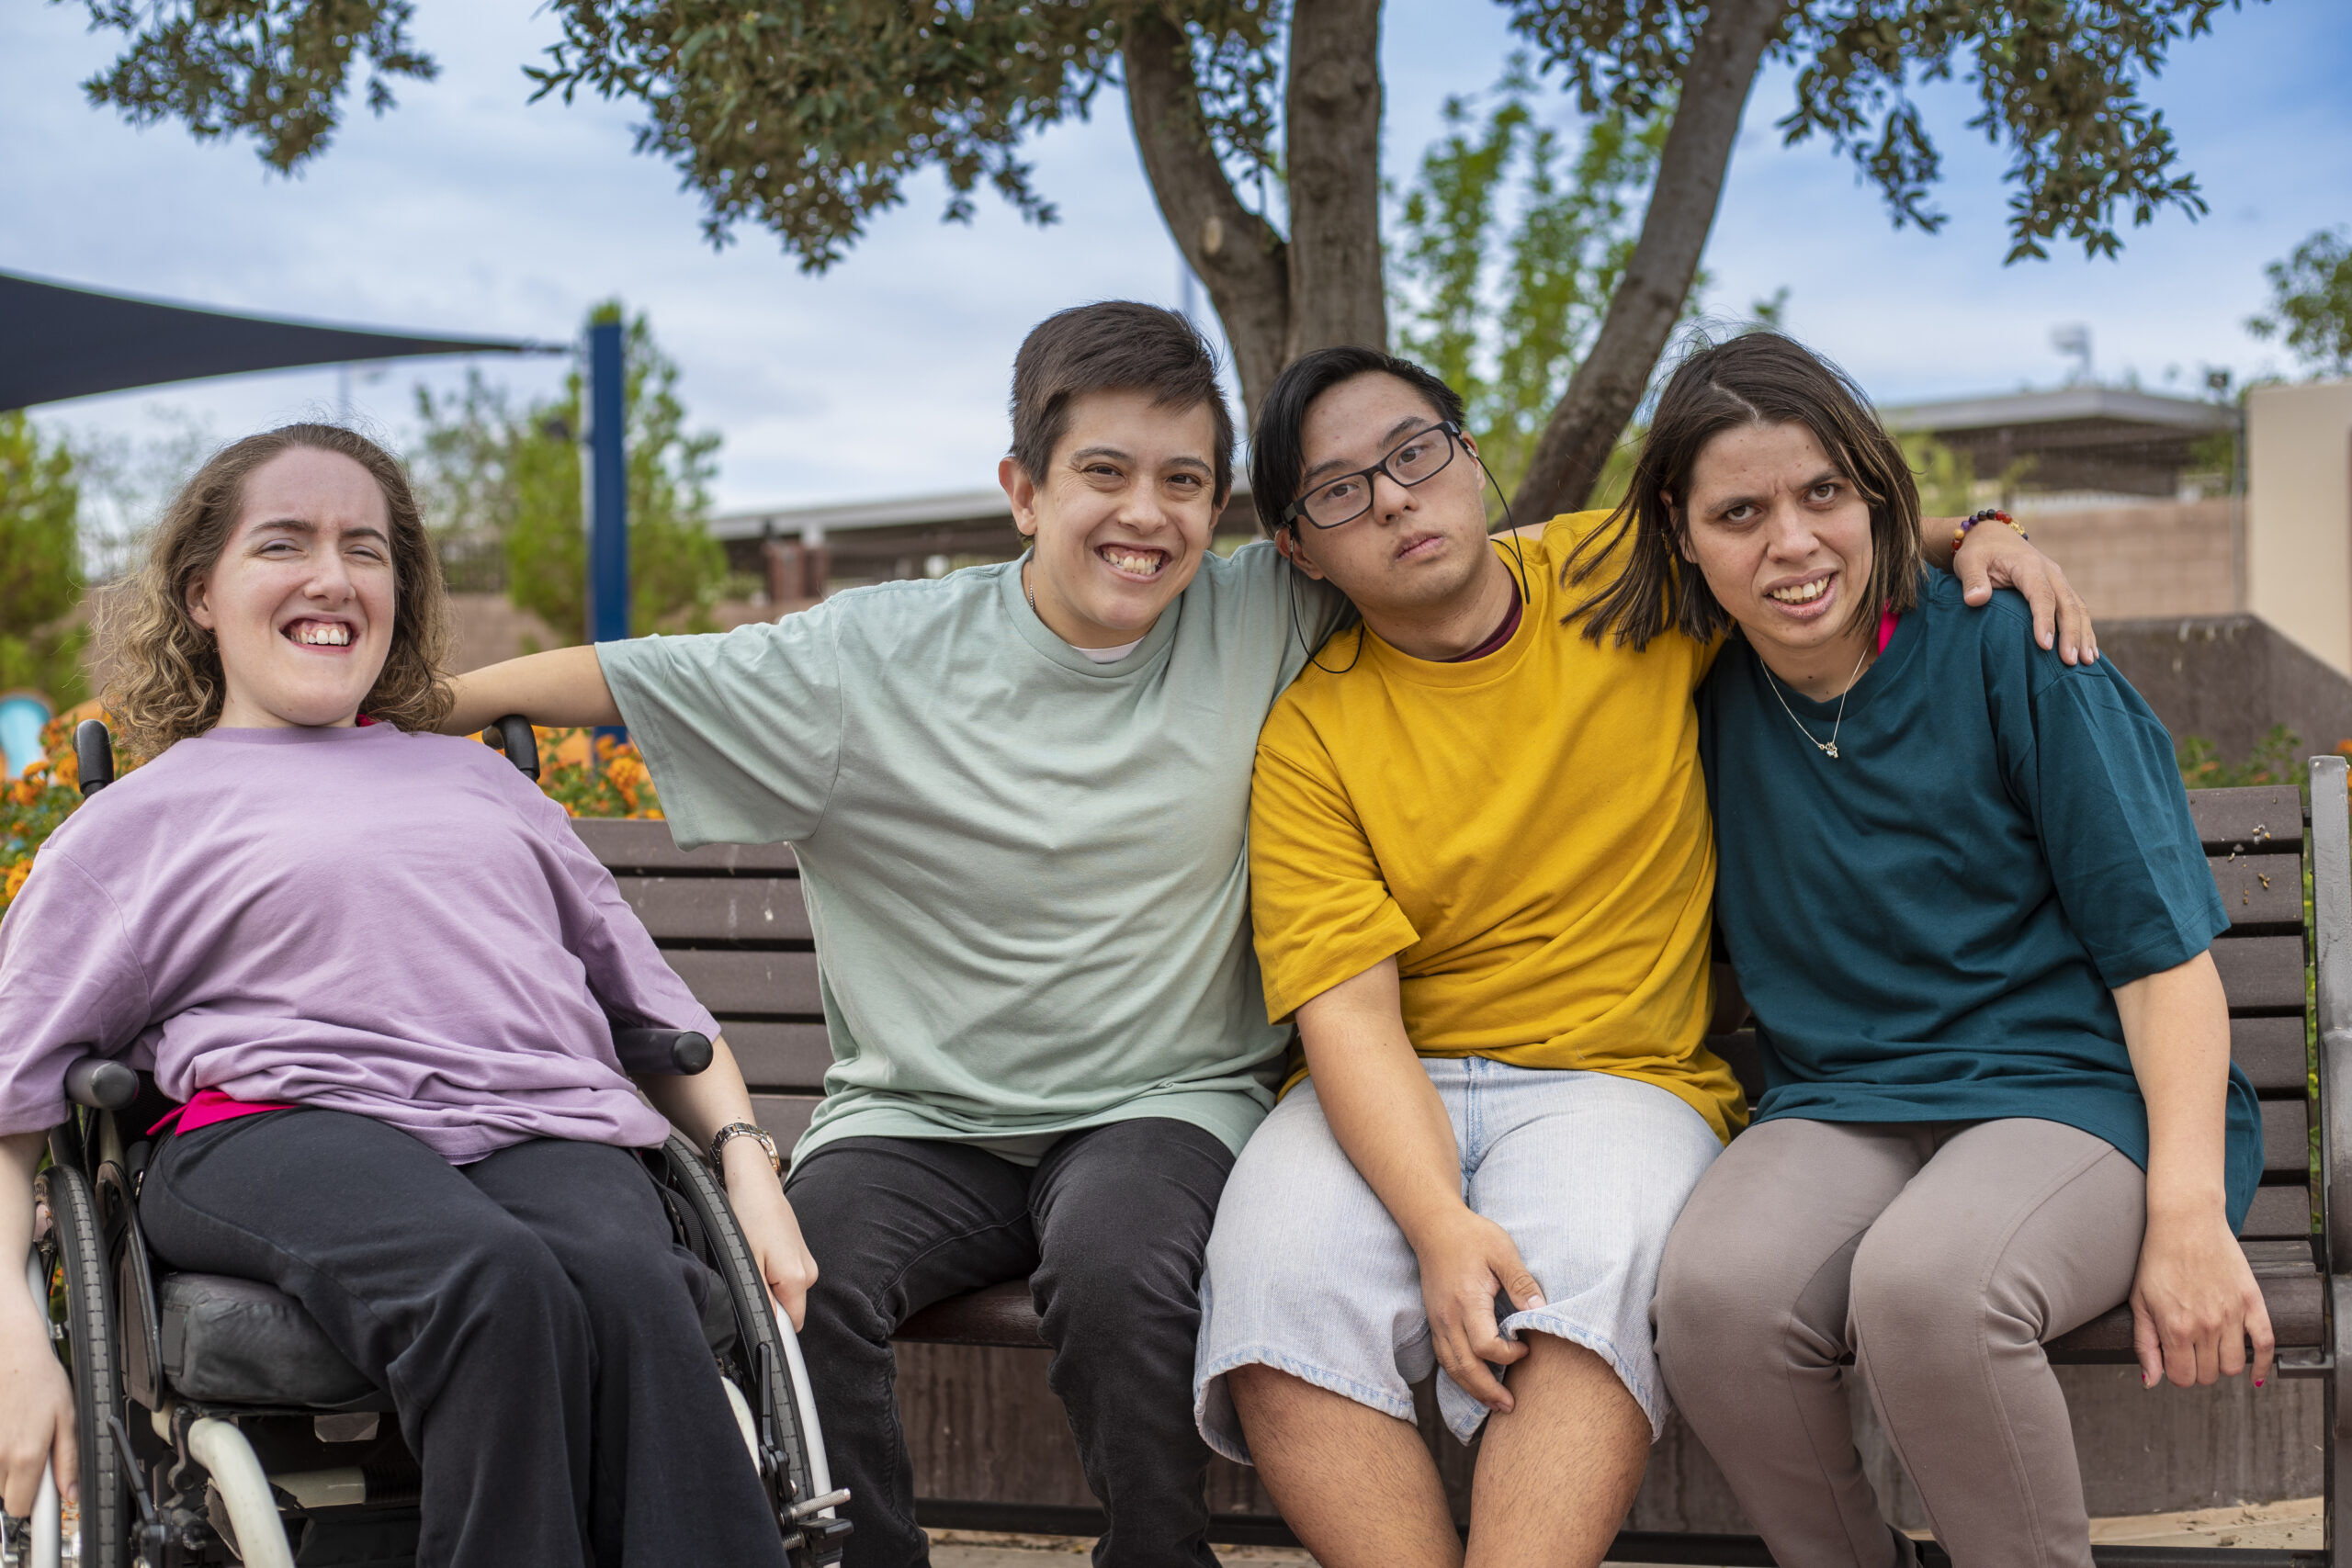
[1637,333,2267,1568]
[441,302,1352,1568]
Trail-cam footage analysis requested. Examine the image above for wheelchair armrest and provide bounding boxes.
[63,1057,139,1111]
[614,1028,713,1077]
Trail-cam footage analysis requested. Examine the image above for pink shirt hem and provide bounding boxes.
[151,1088,296,1137]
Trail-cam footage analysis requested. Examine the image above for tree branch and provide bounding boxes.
[1123,10,1291,422]
[1515,0,1785,521]
[1282,0,1387,363]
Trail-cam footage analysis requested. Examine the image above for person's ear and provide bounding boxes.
[186,572,218,632]
[1278,525,1331,583]
[998,456,1040,541]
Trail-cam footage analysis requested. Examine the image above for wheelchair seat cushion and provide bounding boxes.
[158,1272,390,1411]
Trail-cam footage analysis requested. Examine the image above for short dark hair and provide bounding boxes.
[1009,301,1235,503]
[1562,331,1923,650]
[1250,346,1468,535]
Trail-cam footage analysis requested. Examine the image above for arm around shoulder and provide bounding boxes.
[441,645,620,736]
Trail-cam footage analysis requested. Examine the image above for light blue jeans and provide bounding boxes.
[1193,1057,1722,1460]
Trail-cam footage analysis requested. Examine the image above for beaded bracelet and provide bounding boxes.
[1951,507,2027,557]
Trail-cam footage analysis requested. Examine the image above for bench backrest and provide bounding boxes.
[581,782,2323,1241]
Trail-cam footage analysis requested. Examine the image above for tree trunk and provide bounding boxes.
[1514,0,1787,522]
[1281,0,1387,365]
[1122,11,1292,423]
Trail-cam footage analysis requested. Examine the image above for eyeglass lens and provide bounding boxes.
[1302,426,1458,528]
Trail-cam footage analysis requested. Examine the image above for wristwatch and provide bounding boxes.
[710,1121,781,1177]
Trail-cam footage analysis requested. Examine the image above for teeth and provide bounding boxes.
[1768,579,1830,604]
[291,623,351,646]
[1102,548,1164,576]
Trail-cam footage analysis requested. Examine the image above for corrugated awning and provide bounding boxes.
[0,268,556,411]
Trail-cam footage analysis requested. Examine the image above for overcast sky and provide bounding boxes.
[6,1,2346,513]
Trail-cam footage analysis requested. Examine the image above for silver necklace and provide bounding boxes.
[1763,645,1871,760]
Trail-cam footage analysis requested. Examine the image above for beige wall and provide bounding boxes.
[2023,499,2242,620]
[2246,379,2352,675]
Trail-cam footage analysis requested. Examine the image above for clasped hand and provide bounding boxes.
[1410,1205,1546,1416]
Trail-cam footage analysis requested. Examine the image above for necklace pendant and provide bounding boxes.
[1823,741,1839,759]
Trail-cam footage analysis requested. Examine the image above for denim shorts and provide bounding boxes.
[1193,1057,1721,1459]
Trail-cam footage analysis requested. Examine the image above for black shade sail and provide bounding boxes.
[1,268,555,411]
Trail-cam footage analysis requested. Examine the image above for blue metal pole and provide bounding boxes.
[585,319,628,754]
[585,320,628,645]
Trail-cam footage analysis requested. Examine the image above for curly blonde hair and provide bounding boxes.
[99,424,454,758]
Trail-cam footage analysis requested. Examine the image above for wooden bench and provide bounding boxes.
[580,757,2352,1565]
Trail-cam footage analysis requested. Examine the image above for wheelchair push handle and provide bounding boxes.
[613,1028,713,1077]
[480,715,540,781]
[75,718,116,797]
[63,1056,139,1111]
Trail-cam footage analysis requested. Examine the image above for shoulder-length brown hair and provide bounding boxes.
[100,423,453,758]
[1562,332,1922,650]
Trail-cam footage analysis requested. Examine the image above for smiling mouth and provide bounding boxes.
[1098,545,1170,579]
[284,618,354,648]
[1766,573,1835,607]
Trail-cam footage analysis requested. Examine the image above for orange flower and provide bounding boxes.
[3,858,32,908]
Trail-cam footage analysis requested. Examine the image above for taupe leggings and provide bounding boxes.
[1654,1117,2144,1568]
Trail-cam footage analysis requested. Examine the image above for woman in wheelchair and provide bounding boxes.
[0,425,819,1565]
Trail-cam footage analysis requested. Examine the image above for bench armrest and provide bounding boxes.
[613,1028,713,1077]
[2312,757,2352,1270]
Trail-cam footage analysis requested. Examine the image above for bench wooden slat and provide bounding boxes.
[573,818,798,875]
[2233,1015,2309,1092]
[2241,1183,2313,1238]
[2262,1097,2311,1173]
[2212,852,2305,929]
[2048,1243,2321,1357]
[667,950,825,1015]
[2189,786,2303,854]
[899,1280,1050,1349]
[2212,934,2308,1013]
[616,876,812,942]
[749,1093,820,1148]
[720,1021,833,1091]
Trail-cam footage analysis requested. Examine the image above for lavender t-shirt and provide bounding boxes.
[0,724,713,1163]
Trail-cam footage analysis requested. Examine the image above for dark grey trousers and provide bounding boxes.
[786,1117,1235,1568]
[140,1108,788,1568]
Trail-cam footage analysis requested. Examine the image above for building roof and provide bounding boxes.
[1877,385,2240,498]
[1880,385,2240,436]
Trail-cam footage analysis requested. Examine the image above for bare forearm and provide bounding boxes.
[441,646,622,736]
[636,1035,760,1152]
[2115,952,2233,1222]
[1917,515,1965,570]
[1296,962,1464,1245]
[2,1133,44,1338]
[635,1037,786,1197]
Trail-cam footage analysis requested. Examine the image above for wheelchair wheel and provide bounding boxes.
[654,1135,829,1517]
[35,1162,132,1568]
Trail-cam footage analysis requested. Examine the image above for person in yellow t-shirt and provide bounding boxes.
[1189,344,2099,1568]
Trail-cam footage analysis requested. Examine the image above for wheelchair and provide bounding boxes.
[6,720,849,1568]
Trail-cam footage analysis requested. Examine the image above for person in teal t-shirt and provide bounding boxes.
[1587,333,2268,1568]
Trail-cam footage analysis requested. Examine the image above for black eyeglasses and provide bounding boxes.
[1282,422,1464,531]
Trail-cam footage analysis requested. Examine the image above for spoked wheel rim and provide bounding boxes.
[655,1134,829,1543]
[36,1164,130,1568]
